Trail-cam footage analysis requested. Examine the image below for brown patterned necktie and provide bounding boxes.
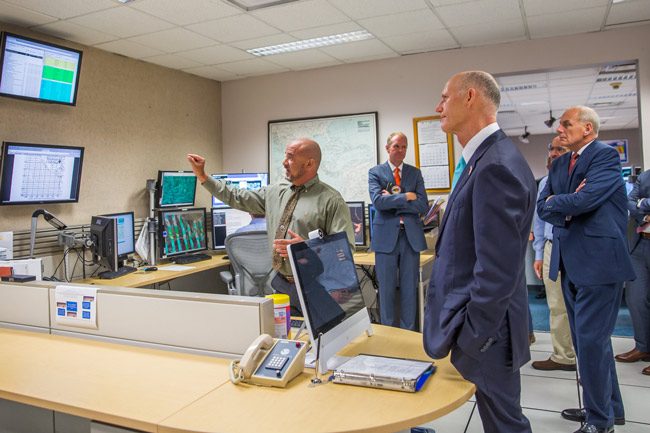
[568,153,579,174]
[272,185,304,271]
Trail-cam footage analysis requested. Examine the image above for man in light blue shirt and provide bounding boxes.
[531,137,576,371]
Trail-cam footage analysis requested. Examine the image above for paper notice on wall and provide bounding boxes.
[0,231,13,260]
[55,285,98,329]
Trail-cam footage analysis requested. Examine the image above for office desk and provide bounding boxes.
[0,325,474,433]
[77,254,230,288]
[353,251,435,331]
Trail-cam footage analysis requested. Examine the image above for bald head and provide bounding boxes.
[456,71,501,111]
[282,138,322,186]
[294,138,322,168]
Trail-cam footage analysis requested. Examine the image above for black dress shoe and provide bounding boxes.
[572,424,614,433]
[562,408,625,425]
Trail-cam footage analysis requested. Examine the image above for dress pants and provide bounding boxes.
[450,319,532,433]
[627,238,650,352]
[562,276,625,429]
[375,229,419,330]
[543,242,576,364]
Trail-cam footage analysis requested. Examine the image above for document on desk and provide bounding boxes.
[157,265,195,271]
[332,354,435,392]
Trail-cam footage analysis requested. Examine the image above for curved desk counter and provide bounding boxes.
[0,325,474,433]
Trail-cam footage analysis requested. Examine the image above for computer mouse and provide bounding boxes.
[144,266,157,272]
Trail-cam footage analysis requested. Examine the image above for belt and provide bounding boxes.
[641,232,650,240]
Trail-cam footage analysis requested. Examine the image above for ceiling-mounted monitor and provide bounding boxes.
[0,32,82,106]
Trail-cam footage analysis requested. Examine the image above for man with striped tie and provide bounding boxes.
[423,71,536,433]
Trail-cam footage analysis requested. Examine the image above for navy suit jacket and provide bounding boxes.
[423,130,536,369]
[627,170,650,253]
[537,140,635,286]
[368,162,428,253]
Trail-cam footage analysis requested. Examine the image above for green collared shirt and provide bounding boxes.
[202,175,355,276]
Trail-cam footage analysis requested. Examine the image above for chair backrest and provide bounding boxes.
[224,230,276,296]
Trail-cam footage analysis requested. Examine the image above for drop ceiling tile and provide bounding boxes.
[69,6,175,38]
[129,0,241,25]
[187,14,280,43]
[95,39,165,59]
[0,2,57,26]
[327,0,429,20]
[142,54,204,70]
[549,67,599,80]
[265,49,341,69]
[527,7,607,38]
[128,28,216,53]
[2,0,116,19]
[180,44,254,64]
[381,29,458,54]
[340,51,399,64]
[497,73,548,86]
[34,20,117,46]
[606,0,650,26]
[437,0,522,27]
[251,0,350,32]
[217,58,288,75]
[320,38,396,61]
[451,18,526,46]
[184,64,239,81]
[289,22,362,40]
[231,34,297,50]
[358,9,444,38]
[429,0,475,5]
[523,0,609,17]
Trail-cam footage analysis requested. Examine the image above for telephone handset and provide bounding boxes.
[229,334,308,388]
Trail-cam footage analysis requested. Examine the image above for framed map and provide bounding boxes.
[268,112,378,203]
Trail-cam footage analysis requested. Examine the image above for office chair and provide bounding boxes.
[220,231,276,297]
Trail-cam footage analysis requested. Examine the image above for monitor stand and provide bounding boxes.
[99,265,137,280]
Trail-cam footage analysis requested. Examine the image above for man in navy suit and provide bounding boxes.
[423,71,535,433]
[538,106,635,433]
[368,132,428,330]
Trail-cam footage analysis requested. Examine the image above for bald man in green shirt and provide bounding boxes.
[188,138,354,312]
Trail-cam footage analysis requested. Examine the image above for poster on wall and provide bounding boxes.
[55,285,98,329]
[268,112,378,203]
[602,139,628,163]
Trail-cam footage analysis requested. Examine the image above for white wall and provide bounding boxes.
[221,24,650,176]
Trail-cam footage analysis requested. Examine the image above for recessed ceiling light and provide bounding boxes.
[225,0,300,11]
[612,0,626,4]
[247,30,374,56]
[117,0,134,3]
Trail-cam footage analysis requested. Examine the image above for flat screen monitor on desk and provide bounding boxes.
[0,142,84,205]
[156,171,197,208]
[91,212,137,279]
[211,172,268,208]
[346,201,366,247]
[159,207,209,263]
[211,207,252,250]
[288,231,373,374]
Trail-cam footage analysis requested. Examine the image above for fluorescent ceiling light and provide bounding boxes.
[247,30,374,56]
[225,0,299,11]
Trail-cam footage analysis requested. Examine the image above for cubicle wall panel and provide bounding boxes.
[0,398,54,433]
[0,283,50,329]
[49,290,271,355]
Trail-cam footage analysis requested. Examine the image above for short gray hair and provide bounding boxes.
[458,71,501,109]
[386,132,407,146]
[569,105,600,134]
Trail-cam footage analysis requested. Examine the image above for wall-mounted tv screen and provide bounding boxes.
[0,32,82,106]
[211,172,268,208]
[0,142,84,205]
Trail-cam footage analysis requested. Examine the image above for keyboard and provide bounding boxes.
[99,266,137,280]
[172,253,212,264]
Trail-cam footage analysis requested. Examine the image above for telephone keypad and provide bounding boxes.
[265,355,289,371]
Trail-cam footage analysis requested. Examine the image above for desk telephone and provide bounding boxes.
[229,334,308,388]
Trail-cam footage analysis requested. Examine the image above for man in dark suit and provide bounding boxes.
[615,169,650,374]
[368,132,428,330]
[423,71,535,433]
[538,106,635,433]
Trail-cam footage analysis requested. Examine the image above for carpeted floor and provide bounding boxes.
[528,286,633,337]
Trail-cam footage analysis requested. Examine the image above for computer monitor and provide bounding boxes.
[159,207,207,259]
[91,212,137,279]
[346,201,366,246]
[211,172,268,208]
[622,166,632,181]
[288,231,373,374]
[1,32,82,106]
[156,171,197,208]
[212,207,253,250]
[0,142,84,205]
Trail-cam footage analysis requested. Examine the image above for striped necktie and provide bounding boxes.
[271,185,304,271]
